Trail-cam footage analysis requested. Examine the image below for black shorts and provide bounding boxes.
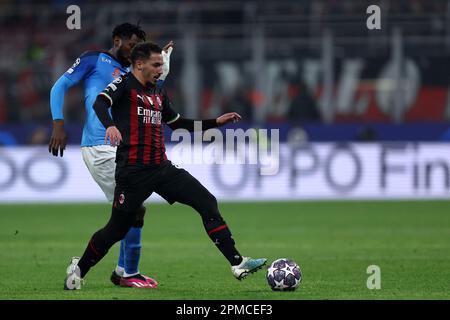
[113,160,210,212]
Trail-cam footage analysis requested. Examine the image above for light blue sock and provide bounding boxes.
[117,240,125,270]
[123,227,142,276]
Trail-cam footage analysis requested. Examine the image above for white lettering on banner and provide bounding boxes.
[0,143,449,202]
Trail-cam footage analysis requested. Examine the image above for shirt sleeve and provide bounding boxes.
[167,118,218,132]
[50,75,75,120]
[161,90,180,124]
[93,75,128,128]
[93,97,115,129]
[63,51,98,84]
[98,75,127,106]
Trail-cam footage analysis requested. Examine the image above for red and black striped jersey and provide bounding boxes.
[98,72,180,167]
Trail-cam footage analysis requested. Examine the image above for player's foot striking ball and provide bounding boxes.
[231,257,267,280]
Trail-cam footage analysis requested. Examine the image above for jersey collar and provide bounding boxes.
[101,50,128,70]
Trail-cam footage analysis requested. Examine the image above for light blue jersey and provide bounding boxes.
[50,51,128,147]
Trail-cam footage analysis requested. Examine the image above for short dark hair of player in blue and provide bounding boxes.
[111,22,147,68]
[112,22,146,41]
[130,42,163,65]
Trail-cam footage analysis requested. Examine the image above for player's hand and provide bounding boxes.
[105,126,122,147]
[163,41,174,53]
[216,112,242,126]
[48,120,67,157]
[160,41,174,81]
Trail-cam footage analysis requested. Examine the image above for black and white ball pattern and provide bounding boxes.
[267,258,302,291]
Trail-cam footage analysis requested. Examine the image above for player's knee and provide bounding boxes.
[92,229,107,248]
[94,227,126,250]
[135,205,146,220]
[104,208,136,243]
[202,192,219,214]
[133,206,146,228]
[107,225,130,244]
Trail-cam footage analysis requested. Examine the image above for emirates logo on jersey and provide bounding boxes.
[138,107,162,124]
[136,94,163,125]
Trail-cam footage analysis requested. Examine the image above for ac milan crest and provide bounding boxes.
[155,95,162,106]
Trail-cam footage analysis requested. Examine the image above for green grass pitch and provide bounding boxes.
[0,201,449,300]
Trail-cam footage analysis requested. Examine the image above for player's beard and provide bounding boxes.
[116,47,131,68]
[143,69,156,86]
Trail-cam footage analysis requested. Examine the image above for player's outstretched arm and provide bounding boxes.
[216,112,242,125]
[166,112,242,132]
[161,88,241,131]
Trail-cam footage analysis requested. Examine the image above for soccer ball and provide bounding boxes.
[266,258,302,291]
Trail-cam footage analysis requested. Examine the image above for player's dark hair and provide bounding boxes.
[112,22,146,41]
[130,42,162,65]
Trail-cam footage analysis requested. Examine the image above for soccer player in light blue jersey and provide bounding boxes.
[49,23,173,288]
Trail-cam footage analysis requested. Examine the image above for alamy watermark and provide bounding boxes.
[170,122,280,176]
[66,5,381,32]
[366,5,381,30]
[66,5,81,30]
[366,265,381,289]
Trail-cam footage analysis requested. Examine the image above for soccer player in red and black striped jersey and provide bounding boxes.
[64,42,266,290]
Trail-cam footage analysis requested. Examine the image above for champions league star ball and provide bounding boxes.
[266,258,302,291]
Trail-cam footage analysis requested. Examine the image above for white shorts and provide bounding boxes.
[81,145,117,202]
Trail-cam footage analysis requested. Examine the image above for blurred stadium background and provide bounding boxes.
[1,0,450,140]
[1,0,450,299]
